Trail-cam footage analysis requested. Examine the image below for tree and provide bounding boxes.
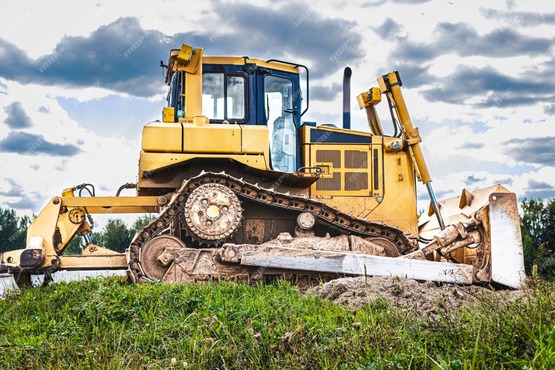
[101,219,133,253]
[544,199,555,248]
[0,208,31,253]
[63,215,154,255]
[520,198,555,280]
[520,198,547,275]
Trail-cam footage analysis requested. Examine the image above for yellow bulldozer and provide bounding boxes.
[0,43,526,289]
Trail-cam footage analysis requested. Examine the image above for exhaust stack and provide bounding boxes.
[343,67,352,129]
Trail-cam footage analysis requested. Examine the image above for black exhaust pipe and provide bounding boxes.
[343,67,352,130]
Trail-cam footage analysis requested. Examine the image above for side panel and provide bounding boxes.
[301,125,418,237]
[142,122,183,152]
[183,124,242,153]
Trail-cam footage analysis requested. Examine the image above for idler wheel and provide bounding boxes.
[140,235,186,280]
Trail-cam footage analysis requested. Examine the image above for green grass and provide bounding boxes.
[0,277,554,369]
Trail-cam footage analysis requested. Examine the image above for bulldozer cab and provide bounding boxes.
[163,45,304,174]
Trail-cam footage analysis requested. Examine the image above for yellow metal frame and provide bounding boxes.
[0,194,161,271]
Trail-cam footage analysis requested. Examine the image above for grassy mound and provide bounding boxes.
[0,277,554,369]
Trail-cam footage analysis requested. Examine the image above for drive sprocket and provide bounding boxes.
[183,183,242,245]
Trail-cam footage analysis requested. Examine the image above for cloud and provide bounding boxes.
[421,66,555,107]
[0,178,41,210]
[480,8,555,27]
[503,137,555,167]
[311,83,341,102]
[465,175,484,185]
[460,142,484,150]
[38,106,49,113]
[363,0,431,6]
[395,64,432,88]
[397,22,553,62]
[528,179,554,190]
[0,178,24,197]
[6,196,39,210]
[0,131,81,156]
[523,179,555,199]
[0,17,168,97]
[3,101,32,128]
[544,104,555,115]
[376,19,406,40]
[172,1,364,79]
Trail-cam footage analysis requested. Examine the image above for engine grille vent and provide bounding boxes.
[345,150,368,169]
[316,150,341,168]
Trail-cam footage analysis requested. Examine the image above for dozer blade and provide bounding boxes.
[419,185,526,289]
[221,244,474,284]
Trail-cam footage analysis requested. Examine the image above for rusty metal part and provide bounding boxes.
[20,248,45,268]
[352,236,400,257]
[126,171,415,283]
[68,208,86,224]
[184,183,242,244]
[140,235,186,281]
[406,213,483,260]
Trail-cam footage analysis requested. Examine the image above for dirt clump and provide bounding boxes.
[309,276,525,316]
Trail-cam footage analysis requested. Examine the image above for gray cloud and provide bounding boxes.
[376,19,406,40]
[523,189,555,200]
[393,64,432,89]
[524,179,555,200]
[6,196,39,210]
[421,66,554,107]
[0,178,24,197]
[311,83,341,102]
[38,106,49,113]
[465,175,484,185]
[3,102,32,128]
[397,22,553,62]
[460,142,484,150]
[0,131,81,156]
[186,1,364,79]
[528,179,554,190]
[545,104,555,115]
[363,0,431,6]
[494,177,513,186]
[503,137,555,167]
[480,8,555,27]
[0,178,42,210]
[0,17,168,97]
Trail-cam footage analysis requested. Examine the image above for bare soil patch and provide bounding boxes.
[309,276,525,315]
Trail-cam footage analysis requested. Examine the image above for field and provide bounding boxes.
[0,276,554,369]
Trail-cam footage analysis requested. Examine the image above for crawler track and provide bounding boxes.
[126,172,417,283]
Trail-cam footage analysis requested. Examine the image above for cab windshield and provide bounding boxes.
[202,73,246,121]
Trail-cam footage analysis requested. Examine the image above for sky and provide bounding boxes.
[0,0,554,227]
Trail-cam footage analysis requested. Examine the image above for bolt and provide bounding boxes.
[392,141,400,150]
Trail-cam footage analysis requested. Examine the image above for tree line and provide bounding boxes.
[1,199,555,278]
